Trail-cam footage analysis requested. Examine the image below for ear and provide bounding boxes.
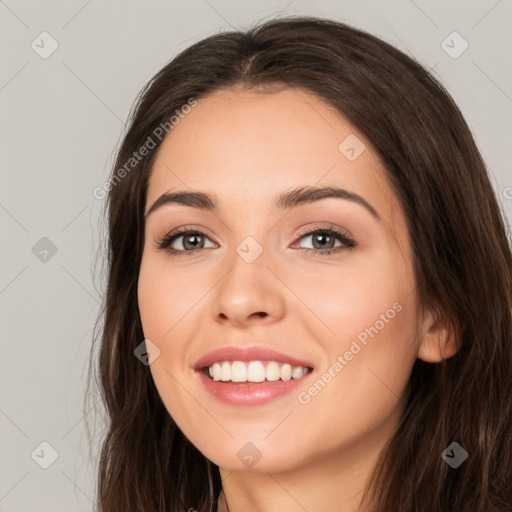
[417,306,460,363]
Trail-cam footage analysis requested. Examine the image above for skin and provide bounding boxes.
[137,87,458,512]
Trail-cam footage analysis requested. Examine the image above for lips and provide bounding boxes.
[193,345,315,406]
[193,345,315,371]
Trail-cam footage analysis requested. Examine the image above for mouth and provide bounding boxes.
[193,345,315,405]
[199,360,314,383]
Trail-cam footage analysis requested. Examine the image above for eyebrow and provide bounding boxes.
[144,185,380,220]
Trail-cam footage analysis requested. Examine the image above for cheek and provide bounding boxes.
[137,258,202,432]
[298,256,417,409]
[292,247,419,406]
[295,294,417,446]
[137,257,206,345]
[137,257,195,407]
[291,245,416,347]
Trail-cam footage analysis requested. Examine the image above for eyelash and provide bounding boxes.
[155,224,356,257]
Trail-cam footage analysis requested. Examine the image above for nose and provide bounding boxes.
[210,246,286,328]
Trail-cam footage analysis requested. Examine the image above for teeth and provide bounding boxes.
[220,361,230,382]
[281,363,292,381]
[208,360,310,383]
[248,361,266,382]
[291,365,305,379]
[265,361,280,381]
[231,361,246,382]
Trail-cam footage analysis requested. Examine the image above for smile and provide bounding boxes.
[193,345,315,406]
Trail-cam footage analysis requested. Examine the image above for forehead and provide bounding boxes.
[147,87,401,228]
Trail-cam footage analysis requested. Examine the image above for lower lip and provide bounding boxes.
[197,370,313,406]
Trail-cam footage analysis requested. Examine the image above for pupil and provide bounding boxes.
[313,233,333,249]
[184,234,202,250]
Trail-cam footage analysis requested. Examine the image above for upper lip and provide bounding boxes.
[194,346,315,370]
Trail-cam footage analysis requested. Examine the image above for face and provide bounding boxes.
[138,87,422,473]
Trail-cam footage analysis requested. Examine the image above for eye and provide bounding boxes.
[155,227,216,255]
[293,224,356,256]
[155,223,356,257]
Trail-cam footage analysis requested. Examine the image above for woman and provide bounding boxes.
[87,16,512,511]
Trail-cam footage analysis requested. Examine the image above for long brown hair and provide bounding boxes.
[86,16,512,511]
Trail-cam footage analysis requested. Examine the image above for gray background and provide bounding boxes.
[1,1,511,510]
